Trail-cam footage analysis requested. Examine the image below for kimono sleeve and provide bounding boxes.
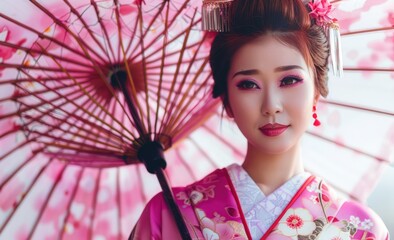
[339,200,390,240]
[131,192,182,240]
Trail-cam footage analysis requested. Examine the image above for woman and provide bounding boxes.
[132,0,389,239]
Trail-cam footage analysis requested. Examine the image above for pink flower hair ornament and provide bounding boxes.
[308,0,339,29]
[306,0,343,77]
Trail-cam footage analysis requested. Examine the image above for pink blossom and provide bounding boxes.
[0,27,27,70]
[119,4,138,15]
[308,0,336,27]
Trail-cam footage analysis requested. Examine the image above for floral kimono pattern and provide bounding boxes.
[132,168,389,240]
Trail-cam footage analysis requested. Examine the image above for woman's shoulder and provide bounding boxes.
[138,167,228,216]
[132,167,229,239]
[132,190,185,239]
[318,178,390,240]
[144,167,227,208]
[337,198,389,239]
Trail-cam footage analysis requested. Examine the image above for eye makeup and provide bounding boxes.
[236,79,261,90]
[279,75,304,87]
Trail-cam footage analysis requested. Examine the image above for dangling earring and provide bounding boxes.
[312,106,321,127]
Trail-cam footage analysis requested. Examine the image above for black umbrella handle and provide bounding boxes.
[128,168,192,240]
[156,168,193,240]
[131,141,192,240]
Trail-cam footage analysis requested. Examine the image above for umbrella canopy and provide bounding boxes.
[0,0,393,240]
[0,0,216,166]
[0,0,216,239]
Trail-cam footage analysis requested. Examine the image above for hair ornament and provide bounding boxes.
[308,0,343,77]
[201,0,233,32]
[328,23,343,77]
[308,0,337,29]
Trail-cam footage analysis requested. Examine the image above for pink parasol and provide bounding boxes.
[0,0,393,239]
[0,0,216,239]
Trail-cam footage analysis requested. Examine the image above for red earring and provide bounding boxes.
[312,106,321,127]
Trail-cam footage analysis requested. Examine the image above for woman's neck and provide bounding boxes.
[241,142,304,196]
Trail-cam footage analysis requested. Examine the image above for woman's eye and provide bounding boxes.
[236,80,259,89]
[280,77,302,87]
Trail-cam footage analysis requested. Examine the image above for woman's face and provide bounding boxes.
[226,35,318,154]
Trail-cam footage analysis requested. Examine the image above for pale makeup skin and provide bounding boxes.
[226,35,319,196]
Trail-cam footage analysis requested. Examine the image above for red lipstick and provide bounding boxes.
[259,123,289,137]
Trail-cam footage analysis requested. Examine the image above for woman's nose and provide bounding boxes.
[261,87,283,116]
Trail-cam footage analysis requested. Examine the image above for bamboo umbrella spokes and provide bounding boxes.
[1,1,214,238]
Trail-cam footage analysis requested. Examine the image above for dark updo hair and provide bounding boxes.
[210,0,330,104]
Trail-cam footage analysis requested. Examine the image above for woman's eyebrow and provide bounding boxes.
[274,65,304,72]
[232,69,260,78]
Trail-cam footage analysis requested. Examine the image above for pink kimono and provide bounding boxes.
[132,166,389,239]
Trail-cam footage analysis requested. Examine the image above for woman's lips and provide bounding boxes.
[259,123,289,137]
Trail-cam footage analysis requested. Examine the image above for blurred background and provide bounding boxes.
[368,166,394,237]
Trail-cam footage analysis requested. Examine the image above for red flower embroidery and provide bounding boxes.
[286,214,304,229]
[278,208,316,236]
